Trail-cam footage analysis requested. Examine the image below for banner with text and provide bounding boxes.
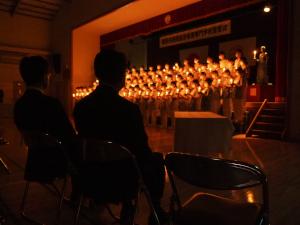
[160,20,231,48]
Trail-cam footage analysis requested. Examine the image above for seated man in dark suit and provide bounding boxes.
[14,56,76,180]
[73,49,167,224]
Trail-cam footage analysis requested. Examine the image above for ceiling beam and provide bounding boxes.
[11,0,22,16]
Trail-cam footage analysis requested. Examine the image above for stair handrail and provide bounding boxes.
[246,99,268,137]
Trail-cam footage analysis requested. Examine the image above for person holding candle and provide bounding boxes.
[209,71,222,114]
[182,59,190,74]
[256,46,269,84]
[190,79,202,111]
[232,68,247,132]
[234,49,249,84]
[218,52,231,72]
[193,58,201,72]
[221,70,233,118]
[169,81,179,128]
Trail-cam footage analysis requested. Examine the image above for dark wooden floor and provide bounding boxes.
[1,116,300,225]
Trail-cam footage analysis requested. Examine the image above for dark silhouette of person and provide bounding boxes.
[73,49,167,224]
[14,56,76,181]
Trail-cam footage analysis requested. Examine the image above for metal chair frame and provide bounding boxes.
[165,152,269,225]
[73,139,160,225]
[0,138,10,174]
[20,131,69,225]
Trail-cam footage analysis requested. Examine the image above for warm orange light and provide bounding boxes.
[246,191,255,203]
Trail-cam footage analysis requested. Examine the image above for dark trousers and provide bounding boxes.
[121,152,165,224]
[139,152,165,204]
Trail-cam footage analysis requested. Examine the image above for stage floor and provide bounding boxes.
[0,118,299,225]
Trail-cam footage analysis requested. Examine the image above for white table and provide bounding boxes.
[174,111,234,155]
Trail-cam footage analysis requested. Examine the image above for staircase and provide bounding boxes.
[246,101,286,140]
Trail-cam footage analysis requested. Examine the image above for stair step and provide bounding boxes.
[246,102,286,109]
[265,103,286,109]
[254,122,285,131]
[251,129,282,139]
[257,115,285,123]
[262,108,285,116]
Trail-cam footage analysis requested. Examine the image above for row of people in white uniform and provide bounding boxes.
[120,51,248,128]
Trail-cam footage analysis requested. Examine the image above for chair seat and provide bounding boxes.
[174,192,262,225]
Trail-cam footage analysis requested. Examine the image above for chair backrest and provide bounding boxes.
[21,131,68,182]
[165,152,267,190]
[75,138,141,203]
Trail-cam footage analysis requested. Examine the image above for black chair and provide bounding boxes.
[20,131,69,225]
[165,152,269,225]
[73,138,160,225]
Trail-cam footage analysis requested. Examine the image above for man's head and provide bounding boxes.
[94,49,127,90]
[19,56,49,88]
[219,52,225,60]
[235,49,243,59]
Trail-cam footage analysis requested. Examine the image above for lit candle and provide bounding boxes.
[198,86,201,92]
[185,88,189,95]
[176,88,179,94]
[253,50,257,59]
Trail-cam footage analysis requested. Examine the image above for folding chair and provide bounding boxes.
[165,152,269,225]
[73,138,160,225]
[20,131,69,225]
[0,137,10,174]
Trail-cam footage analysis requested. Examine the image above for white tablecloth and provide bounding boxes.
[174,111,234,155]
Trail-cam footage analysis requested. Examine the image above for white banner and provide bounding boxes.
[160,20,231,48]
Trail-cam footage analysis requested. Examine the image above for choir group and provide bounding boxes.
[73,50,248,128]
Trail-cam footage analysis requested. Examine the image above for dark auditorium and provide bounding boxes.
[0,0,299,225]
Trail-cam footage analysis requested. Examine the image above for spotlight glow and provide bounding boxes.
[264,5,271,13]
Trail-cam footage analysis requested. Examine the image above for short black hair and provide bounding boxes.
[94,49,127,85]
[19,56,48,86]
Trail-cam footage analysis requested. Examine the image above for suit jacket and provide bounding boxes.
[14,89,75,141]
[14,88,75,181]
[73,85,152,162]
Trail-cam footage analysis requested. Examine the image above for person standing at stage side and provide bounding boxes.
[73,49,168,225]
[256,46,269,84]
